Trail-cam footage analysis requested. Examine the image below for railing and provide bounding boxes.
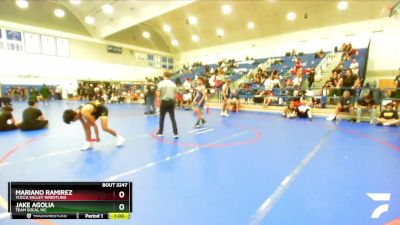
[202,86,399,110]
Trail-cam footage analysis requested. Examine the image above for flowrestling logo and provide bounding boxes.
[366,193,391,219]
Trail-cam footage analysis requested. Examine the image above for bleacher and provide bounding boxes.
[175,46,368,98]
[342,48,368,77]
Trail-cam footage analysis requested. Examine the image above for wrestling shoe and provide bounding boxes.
[116,135,125,147]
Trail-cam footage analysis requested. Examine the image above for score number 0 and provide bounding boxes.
[118,191,126,211]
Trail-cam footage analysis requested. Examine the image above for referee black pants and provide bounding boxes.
[159,99,178,135]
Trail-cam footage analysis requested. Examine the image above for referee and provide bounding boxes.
[156,71,178,138]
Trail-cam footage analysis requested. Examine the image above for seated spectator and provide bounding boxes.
[263,76,274,107]
[0,105,20,131]
[347,43,353,55]
[209,74,216,88]
[332,67,342,76]
[282,99,297,118]
[229,90,240,113]
[356,92,377,124]
[129,91,140,103]
[327,90,355,121]
[315,49,325,59]
[182,90,193,110]
[349,59,359,76]
[0,93,12,107]
[20,99,48,131]
[283,91,302,117]
[215,73,224,87]
[376,103,399,126]
[292,70,303,89]
[343,52,351,61]
[183,77,192,90]
[118,92,126,104]
[295,58,301,71]
[271,74,281,88]
[285,77,294,88]
[110,93,119,103]
[341,43,348,52]
[176,84,185,108]
[285,99,312,120]
[317,83,331,108]
[337,70,360,95]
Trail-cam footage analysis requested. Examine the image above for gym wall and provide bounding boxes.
[0,20,171,83]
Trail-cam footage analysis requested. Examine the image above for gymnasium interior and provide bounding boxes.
[0,1,399,225]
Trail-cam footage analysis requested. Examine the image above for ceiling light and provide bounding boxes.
[143,31,150,39]
[216,28,224,37]
[54,8,65,18]
[222,5,232,14]
[69,0,81,5]
[192,35,199,42]
[102,4,113,14]
[247,21,255,29]
[171,39,178,46]
[287,12,296,21]
[188,16,197,25]
[85,16,95,25]
[337,1,348,10]
[163,24,171,33]
[16,0,28,9]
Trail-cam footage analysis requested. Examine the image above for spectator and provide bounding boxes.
[144,80,157,115]
[295,58,301,72]
[0,105,20,131]
[88,84,95,101]
[376,102,399,126]
[263,76,274,107]
[183,77,191,91]
[343,52,351,61]
[29,88,39,102]
[229,90,240,113]
[327,90,355,121]
[271,74,281,88]
[356,92,377,124]
[292,70,303,89]
[110,93,119,104]
[315,49,324,58]
[182,90,192,110]
[55,85,62,100]
[337,70,360,95]
[349,59,359,76]
[215,72,224,87]
[283,91,302,118]
[307,68,315,90]
[285,99,312,120]
[176,82,185,108]
[291,49,296,56]
[39,84,50,105]
[221,79,231,117]
[209,73,216,88]
[394,68,400,98]
[0,93,11,107]
[332,67,342,76]
[20,86,27,101]
[20,99,48,131]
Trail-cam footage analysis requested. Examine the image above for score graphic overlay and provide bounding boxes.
[8,182,132,220]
